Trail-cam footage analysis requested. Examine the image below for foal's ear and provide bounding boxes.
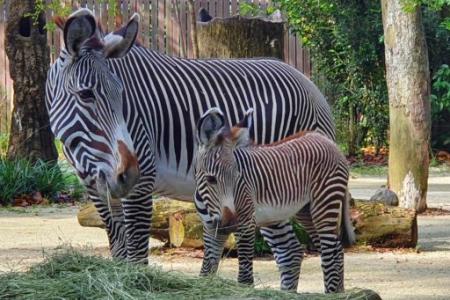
[231,108,254,148]
[104,13,139,58]
[197,108,226,146]
[63,8,98,57]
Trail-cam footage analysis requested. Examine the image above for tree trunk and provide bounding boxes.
[381,0,431,213]
[197,16,284,60]
[5,0,57,162]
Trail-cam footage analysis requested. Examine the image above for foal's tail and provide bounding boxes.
[341,188,356,247]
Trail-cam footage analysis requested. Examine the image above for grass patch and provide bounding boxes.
[350,164,388,177]
[0,249,374,299]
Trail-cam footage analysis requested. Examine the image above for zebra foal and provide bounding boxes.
[194,108,355,293]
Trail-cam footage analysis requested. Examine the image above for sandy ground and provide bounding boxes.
[1,175,450,300]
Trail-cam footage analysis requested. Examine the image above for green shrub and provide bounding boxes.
[431,64,450,150]
[254,221,310,255]
[0,158,85,205]
[0,133,8,157]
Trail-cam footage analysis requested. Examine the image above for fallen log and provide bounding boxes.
[78,199,236,249]
[78,198,417,249]
[352,201,417,248]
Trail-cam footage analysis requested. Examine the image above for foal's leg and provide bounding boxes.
[260,221,304,291]
[311,194,345,293]
[200,225,230,276]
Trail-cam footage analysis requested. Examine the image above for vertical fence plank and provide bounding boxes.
[216,0,223,17]
[172,0,180,57]
[185,0,192,57]
[231,0,238,15]
[151,0,158,49]
[296,35,303,72]
[166,0,173,55]
[158,0,166,51]
[179,0,187,57]
[140,0,150,47]
[210,0,217,16]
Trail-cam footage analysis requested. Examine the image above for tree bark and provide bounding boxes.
[381,0,431,213]
[197,16,284,60]
[5,0,58,162]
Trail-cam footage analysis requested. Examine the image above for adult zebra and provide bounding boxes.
[46,9,335,290]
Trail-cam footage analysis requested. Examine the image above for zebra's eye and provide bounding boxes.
[205,175,217,185]
[77,89,95,100]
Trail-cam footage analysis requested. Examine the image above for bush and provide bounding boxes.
[0,133,8,157]
[0,158,85,205]
[431,64,450,150]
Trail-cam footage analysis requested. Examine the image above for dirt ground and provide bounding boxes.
[1,175,450,300]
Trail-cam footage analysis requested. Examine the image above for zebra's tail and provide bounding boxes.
[341,188,356,247]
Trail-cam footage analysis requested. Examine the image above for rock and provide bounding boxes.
[370,188,399,206]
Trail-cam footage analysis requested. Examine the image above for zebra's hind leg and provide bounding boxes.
[260,221,304,291]
[311,198,345,293]
[236,220,256,285]
[200,225,229,276]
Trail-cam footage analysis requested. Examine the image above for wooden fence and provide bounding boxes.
[0,0,310,133]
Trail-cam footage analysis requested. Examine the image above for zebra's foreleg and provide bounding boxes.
[236,220,256,285]
[90,192,127,259]
[260,221,304,291]
[122,192,153,264]
[200,225,229,276]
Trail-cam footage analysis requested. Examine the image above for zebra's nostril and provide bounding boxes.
[117,172,127,185]
[98,170,106,182]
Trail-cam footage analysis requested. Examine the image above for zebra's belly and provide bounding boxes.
[254,201,308,227]
[153,164,196,201]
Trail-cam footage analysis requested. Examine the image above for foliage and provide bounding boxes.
[254,220,310,255]
[28,0,118,32]
[0,249,378,299]
[431,64,450,119]
[403,0,450,30]
[272,0,389,155]
[0,133,7,157]
[0,158,84,205]
[431,64,450,149]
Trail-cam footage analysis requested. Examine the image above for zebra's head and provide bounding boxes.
[46,9,140,199]
[195,108,254,233]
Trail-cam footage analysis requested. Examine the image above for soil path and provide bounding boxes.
[1,176,449,300]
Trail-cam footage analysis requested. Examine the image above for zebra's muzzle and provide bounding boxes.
[214,206,238,234]
[107,141,140,198]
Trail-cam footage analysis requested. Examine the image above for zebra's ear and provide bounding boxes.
[197,108,226,146]
[63,9,98,57]
[104,13,139,58]
[231,108,254,148]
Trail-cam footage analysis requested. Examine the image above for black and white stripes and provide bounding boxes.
[46,9,337,275]
[194,108,354,293]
